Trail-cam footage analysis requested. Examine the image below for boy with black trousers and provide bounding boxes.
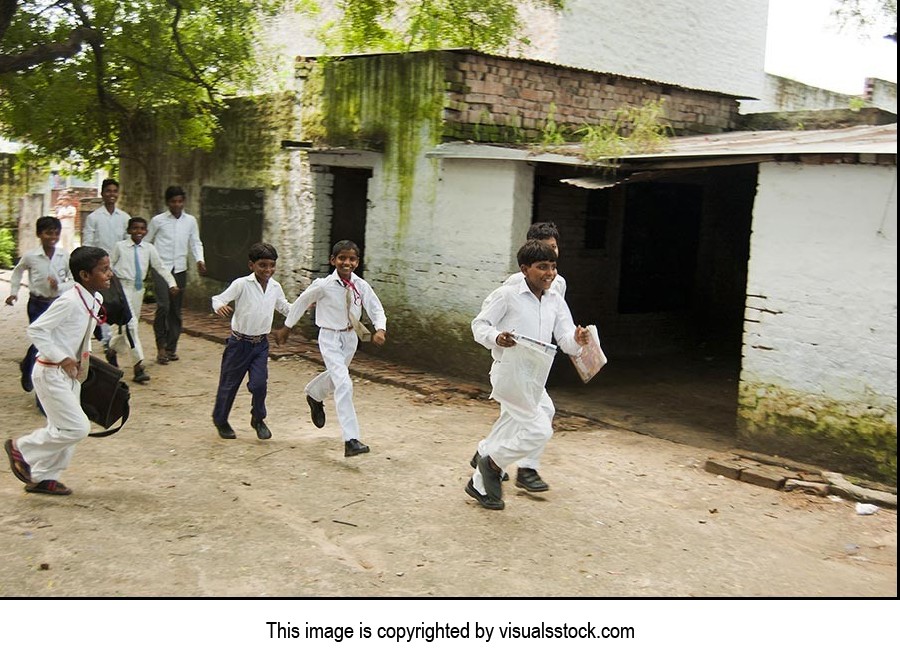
[5,216,74,392]
[211,243,290,440]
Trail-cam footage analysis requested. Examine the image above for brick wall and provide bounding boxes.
[441,51,740,142]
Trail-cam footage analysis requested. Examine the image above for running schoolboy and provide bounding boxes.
[5,216,74,392]
[211,243,290,440]
[477,221,567,490]
[109,217,180,383]
[4,246,112,496]
[273,240,386,457]
[466,240,589,510]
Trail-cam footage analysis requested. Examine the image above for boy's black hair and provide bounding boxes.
[69,246,108,282]
[526,221,560,242]
[164,185,186,201]
[101,178,119,191]
[331,240,360,258]
[517,239,558,267]
[35,216,62,235]
[249,242,278,262]
[127,216,148,230]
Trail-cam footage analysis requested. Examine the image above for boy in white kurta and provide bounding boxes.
[274,240,386,457]
[5,246,113,496]
[467,240,589,511]
[211,243,291,440]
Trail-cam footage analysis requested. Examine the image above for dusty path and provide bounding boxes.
[0,276,895,596]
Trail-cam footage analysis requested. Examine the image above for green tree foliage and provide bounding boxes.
[319,0,565,53]
[0,0,287,170]
[0,0,564,171]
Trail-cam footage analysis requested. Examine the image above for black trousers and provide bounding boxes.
[152,269,188,353]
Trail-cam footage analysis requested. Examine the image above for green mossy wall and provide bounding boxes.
[738,382,897,484]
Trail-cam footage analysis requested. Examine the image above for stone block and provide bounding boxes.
[704,458,744,480]
[739,466,789,490]
[783,479,829,496]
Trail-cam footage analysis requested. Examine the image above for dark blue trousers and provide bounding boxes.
[22,296,54,377]
[212,335,269,425]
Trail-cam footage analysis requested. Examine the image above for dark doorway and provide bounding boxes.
[618,182,703,314]
[329,167,372,277]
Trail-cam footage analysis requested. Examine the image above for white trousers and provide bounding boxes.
[16,364,91,482]
[107,279,145,364]
[306,329,360,441]
[472,385,555,496]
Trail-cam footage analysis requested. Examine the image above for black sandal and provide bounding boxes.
[25,480,73,496]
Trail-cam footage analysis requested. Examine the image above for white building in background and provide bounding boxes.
[262,0,769,98]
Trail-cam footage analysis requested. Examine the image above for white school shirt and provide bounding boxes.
[27,283,101,364]
[145,210,204,274]
[109,239,177,289]
[212,273,291,336]
[8,246,74,298]
[284,271,387,332]
[472,278,581,361]
[503,270,567,298]
[82,206,130,253]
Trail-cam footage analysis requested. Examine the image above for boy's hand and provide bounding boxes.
[372,329,386,346]
[215,304,233,317]
[169,286,180,296]
[574,326,590,346]
[4,295,16,306]
[273,326,291,346]
[48,276,58,290]
[496,331,517,348]
[60,357,79,380]
[197,261,207,276]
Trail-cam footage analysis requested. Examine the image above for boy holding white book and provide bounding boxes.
[466,240,589,511]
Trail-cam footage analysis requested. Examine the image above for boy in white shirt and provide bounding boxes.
[274,240,387,457]
[5,216,74,392]
[466,240,589,510]
[482,221,568,489]
[211,243,290,440]
[109,217,180,383]
[5,246,112,496]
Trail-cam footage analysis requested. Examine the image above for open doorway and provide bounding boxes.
[329,167,372,277]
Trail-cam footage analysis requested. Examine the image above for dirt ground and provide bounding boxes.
[0,276,896,597]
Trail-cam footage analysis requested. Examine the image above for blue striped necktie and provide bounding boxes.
[134,244,143,291]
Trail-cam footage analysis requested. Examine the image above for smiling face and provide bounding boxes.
[128,221,148,244]
[38,227,61,251]
[80,256,113,294]
[249,257,277,284]
[520,259,557,297]
[101,183,120,208]
[330,248,360,279]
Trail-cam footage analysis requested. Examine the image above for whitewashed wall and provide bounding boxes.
[263,0,768,99]
[517,0,768,98]
[742,162,898,415]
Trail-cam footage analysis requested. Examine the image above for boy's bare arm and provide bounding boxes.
[273,325,291,346]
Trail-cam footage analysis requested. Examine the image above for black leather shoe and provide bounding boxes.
[515,468,549,492]
[307,395,326,428]
[20,366,33,393]
[214,421,236,439]
[465,478,505,510]
[477,454,504,502]
[344,439,370,457]
[251,417,272,440]
[470,451,509,481]
[105,348,118,368]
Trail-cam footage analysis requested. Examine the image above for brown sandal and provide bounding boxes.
[5,439,32,484]
[25,480,73,496]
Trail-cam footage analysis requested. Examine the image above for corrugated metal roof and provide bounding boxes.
[427,124,897,166]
